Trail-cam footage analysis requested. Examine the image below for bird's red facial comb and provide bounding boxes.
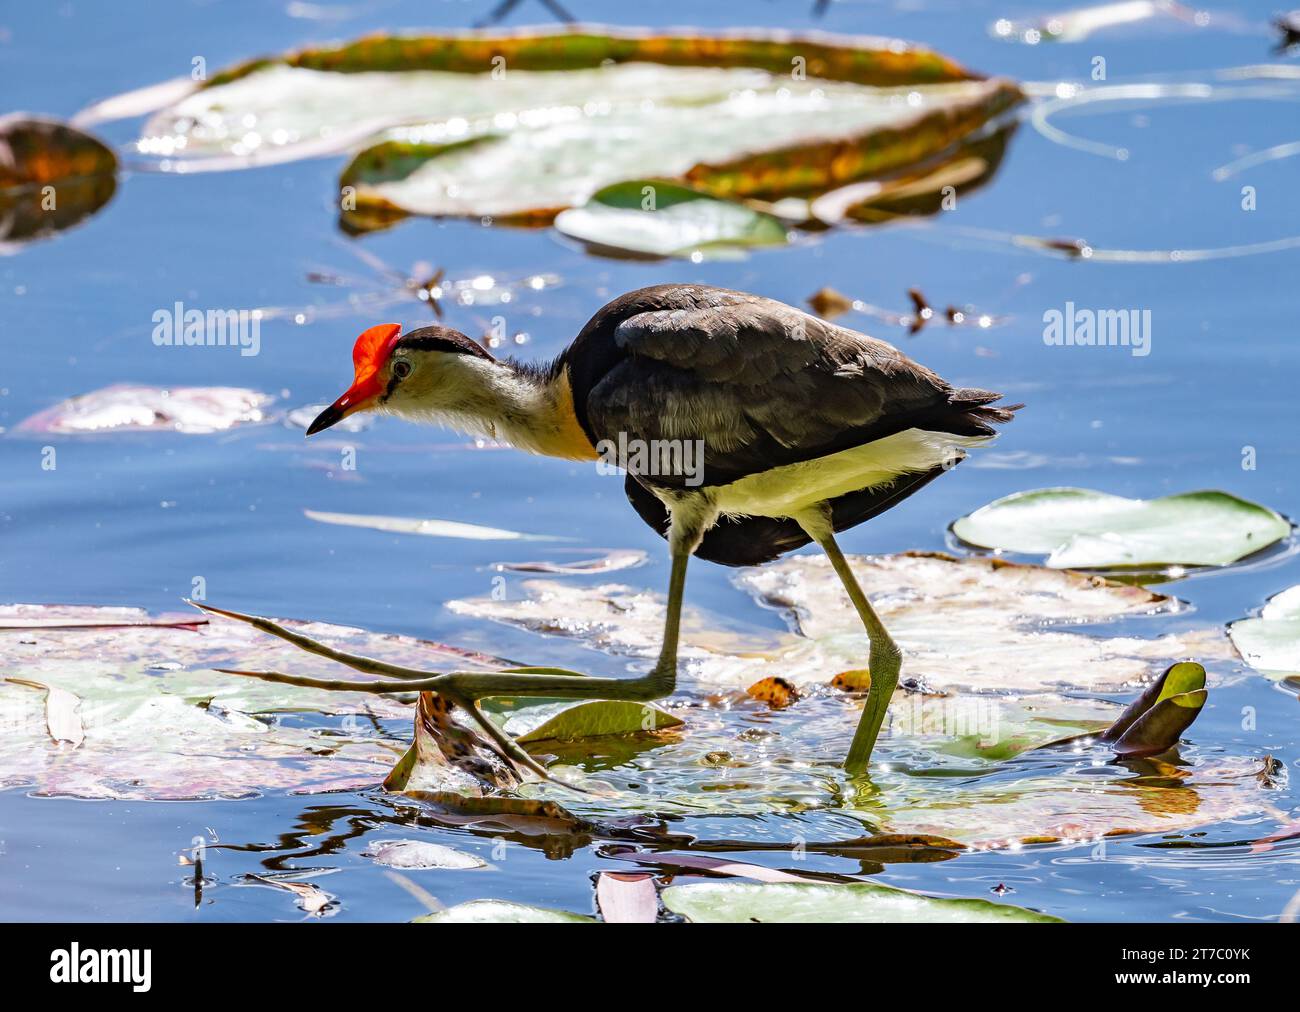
[351,322,403,374]
[306,323,401,435]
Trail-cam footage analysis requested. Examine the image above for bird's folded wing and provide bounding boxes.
[582,288,952,487]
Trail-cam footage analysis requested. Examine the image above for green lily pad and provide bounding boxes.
[660,881,1062,923]
[488,698,684,744]
[1096,661,1207,758]
[414,899,592,923]
[554,180,788,259]
[1229,584,1300,680]
[125,27,1020,227]
[951,488,1291,569]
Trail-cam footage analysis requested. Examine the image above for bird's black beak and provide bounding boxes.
[305,377,380,436]
[306,402,344,436]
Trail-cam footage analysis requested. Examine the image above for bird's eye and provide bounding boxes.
[392,359,412,380]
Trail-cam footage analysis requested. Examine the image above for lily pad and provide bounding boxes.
[17,385,274,435]
[0,603,508,800]
[362,839,486,870]
[661,881,1062,923]
[449,553,1267,842]
[1229,584,1300,680]
[491,698,684,744]
[0,114,117,248]
[127,27,1020,226]
[951,488,1291,570]
[554,180,788,259]
[304,509,565,542]
[414,899,592,923]
[456,552,1230,695]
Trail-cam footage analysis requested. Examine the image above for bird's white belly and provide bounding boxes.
[710,428,991,519]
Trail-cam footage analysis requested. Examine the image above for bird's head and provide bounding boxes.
[306,322,495,435]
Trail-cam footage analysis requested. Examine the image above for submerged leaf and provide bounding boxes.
[1229,584,1300,680]
[661,881,1062,923]
[951,488,1291,569]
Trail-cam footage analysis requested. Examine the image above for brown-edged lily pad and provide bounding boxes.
[123,26,1020,230]
[0,114,117,248]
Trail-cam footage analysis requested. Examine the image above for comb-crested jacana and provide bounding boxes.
[304,284,1018,774]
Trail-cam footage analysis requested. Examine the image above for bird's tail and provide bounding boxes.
[948,387,1022,435]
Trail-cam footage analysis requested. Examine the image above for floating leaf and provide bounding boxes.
[1229,585,1300,680]
[448,553,1265,842]
[490,699,683,744]
[951,488,1291,570]
[127,27,1019,227]
[17,385,273,435]
[457,552,1228,695]
[494,550,647,574]
[414,899,592,923]
[0,114,117,248]
[990,1,1200,45]
[554,180,788,259]
[745,676,800,709]
[661,881,1062,923]
[362,839,486,870]
[304,508,565,542]
[830,669,872,692]
[0,603,509,800]
[596,872,658,923]
[613,852,823,884]
[809,121,1015,224]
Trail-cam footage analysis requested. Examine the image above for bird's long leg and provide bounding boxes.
[795,504,902,775]
[440,508,699,704]
[197,504,708,706]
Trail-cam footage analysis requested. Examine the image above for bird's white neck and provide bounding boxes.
[390,355,597,461]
